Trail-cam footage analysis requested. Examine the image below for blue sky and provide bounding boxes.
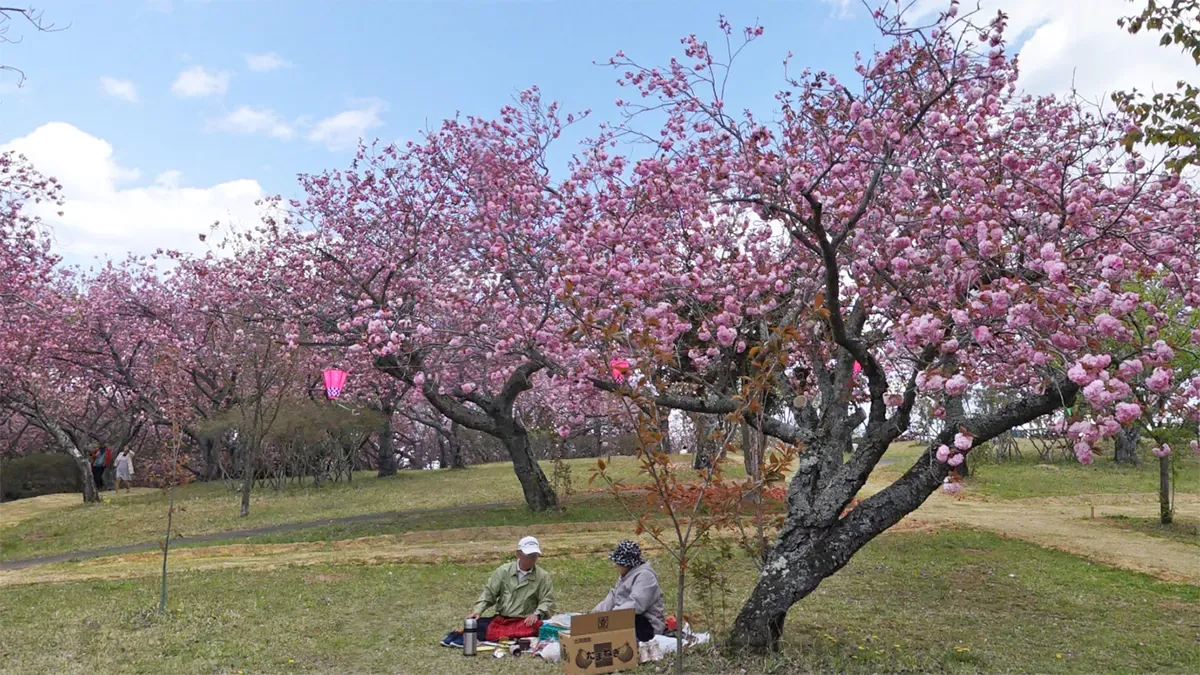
[2,0,1193,267]
[6,1,865,189]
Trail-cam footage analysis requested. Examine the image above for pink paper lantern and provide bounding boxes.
[323,369,348,400]
[609,358,630,382]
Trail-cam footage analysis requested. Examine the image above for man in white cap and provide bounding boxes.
[463,535,555,642]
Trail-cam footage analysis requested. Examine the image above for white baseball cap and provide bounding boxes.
[517,536,542,556]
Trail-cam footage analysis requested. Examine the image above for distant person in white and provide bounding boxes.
[114,449,135,493]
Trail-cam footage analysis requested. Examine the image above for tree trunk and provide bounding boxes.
[198,435,220,481]
[1159,454,1173,525]
[674,566,686,675]
[377,402,397,477]
[741,422,764,482]
[437,432,449,470]
[77,453,101,503]
[727,378,1078,653]
[691,413,712,470]
[379,356,558,512]
[1114,426,1141,465]
[660,417,673,455]
[44,421,101,503]
[240,443,254,517]
[728,442,947,652]
[449,422,466,469]
[501,427,557,512]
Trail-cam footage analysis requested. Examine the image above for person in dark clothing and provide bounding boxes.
[91,446,112,491]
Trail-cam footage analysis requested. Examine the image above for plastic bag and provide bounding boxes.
[535,641,562,663]
[638,639,665,662]
[545,613,577,628]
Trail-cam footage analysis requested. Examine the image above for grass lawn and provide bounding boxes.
[0,455,685,562]
[1098,514,1200,548]
[0,529,1196,674]
[877,441,1199,501]
[966,456,1197,501]
[5,446,1196,561]
[164,496,639,550]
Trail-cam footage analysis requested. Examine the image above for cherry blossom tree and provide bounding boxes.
[0,152,108,500]
[259,92,593,511]
[557,3,1199,651]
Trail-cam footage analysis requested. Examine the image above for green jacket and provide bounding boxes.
[472,561,555,618]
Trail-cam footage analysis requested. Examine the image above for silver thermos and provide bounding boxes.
[463,617,478,656]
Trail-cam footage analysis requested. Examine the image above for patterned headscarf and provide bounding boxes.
[609,540,645,568]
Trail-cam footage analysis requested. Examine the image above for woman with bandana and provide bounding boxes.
[592,540,665,642]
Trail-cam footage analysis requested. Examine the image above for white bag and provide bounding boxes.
[535,642,562,663]
[638,640,665,662]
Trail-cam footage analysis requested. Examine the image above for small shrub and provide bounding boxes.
[0,453,81,501]
[551,456,574,505]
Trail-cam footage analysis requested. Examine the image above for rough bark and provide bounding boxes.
[740,423,756,477]
[377,355,558,511]
[199,435,221,481]
[660,419,673,455]
[727,379,1078,653]
[501,423,557,512]
[449,422,466,469]
[376,399,398,477]
[691,412,714,470]
[43,419,101,503]
[240,443,253,517]
[1159,455,1173,525]
[1113,426,1141,465]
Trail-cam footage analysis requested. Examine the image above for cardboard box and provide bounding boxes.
[560,608,639,674]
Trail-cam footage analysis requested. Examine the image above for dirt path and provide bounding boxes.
[1,486,1195,588]
[902,490,1199,584]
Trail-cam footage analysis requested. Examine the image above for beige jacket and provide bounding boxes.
[592,562,665,634]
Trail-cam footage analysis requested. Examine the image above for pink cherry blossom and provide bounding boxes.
[1115,402,1142,424]
[716,325,737,347]
[944,374,969,396]
[1146,368,1173,393]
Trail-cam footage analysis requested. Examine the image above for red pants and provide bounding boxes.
[484,615,542,641]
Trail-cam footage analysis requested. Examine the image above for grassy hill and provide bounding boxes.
[0,449,1197,674]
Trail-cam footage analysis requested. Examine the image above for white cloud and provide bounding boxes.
[818,0,854,19]
[171,66,230,98]
[913,0,1196,101]
[1,123,265,260]
[307,100,386,151]
[245,52,293,73]
[99,76,139,103]
[210,105,295,140]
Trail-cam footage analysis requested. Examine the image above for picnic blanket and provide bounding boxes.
[485,616,542,642]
